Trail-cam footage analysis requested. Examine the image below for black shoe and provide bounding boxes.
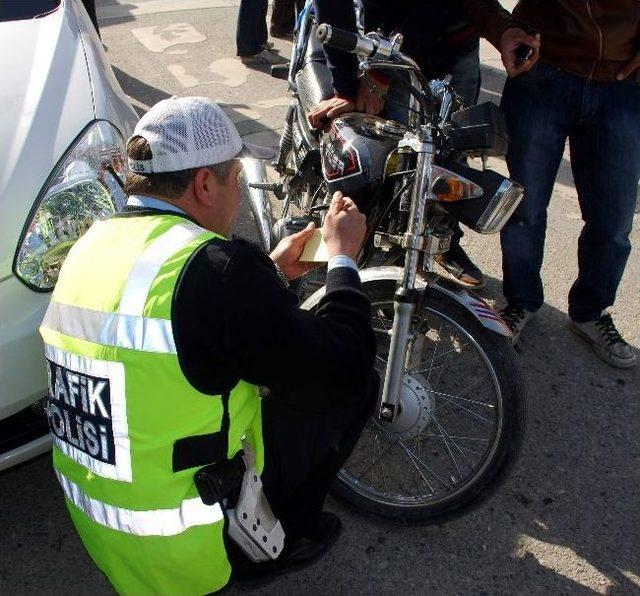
[270,29,294,41]
[231,512,342,587]
[435,245,485,289]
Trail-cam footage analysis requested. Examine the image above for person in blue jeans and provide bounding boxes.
[499,15,640,368]
[236,0,277,64]
[309,0,540,288]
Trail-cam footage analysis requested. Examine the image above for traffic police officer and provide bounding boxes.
[40,97,376,594]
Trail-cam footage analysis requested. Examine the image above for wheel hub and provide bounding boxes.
[383,373,434,441]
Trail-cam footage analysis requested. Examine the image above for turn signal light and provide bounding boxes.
[433,176,465,201]
[429,165,483,203]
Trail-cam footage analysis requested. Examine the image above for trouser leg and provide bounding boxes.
[449,44,481,108]
[447,44,481,251]
[566,80,640,322]
[499,64,573,311]
[81,0,100,36]
[270,0,302,35]
[236,0,268,56]
[261,372,378,535]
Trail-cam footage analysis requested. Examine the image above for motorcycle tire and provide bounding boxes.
[331,278,526,523]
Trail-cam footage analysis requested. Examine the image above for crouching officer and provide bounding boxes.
[39,97,376,594]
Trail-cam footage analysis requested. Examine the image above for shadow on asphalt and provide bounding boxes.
[111,66,278,140]
[243,274,638,594]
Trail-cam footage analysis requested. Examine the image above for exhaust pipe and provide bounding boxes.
[240,158,276,252]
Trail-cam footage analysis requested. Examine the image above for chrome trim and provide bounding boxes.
[241,158,276,252]
[476,179,524,234]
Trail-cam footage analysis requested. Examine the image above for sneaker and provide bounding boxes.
[500,304,538,344]
[435,245,485,289]
[239,49,279,65]
[568,313,637,369]
[231,512,342,587]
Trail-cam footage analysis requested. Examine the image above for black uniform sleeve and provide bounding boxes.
[173,239,376,410]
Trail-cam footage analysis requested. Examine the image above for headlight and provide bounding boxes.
[14,121,128,291]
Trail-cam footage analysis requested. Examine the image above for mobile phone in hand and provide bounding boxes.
[515,44,534,67]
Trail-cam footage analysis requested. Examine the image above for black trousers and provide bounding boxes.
[260,372,378,536]
[80,0,100,35]
[270,0,304,36]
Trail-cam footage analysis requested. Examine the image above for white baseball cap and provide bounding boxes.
[127,96,247,174]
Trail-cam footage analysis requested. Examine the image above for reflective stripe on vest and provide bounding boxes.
[56,470,224,536]
[40,220,206,354]
[42,301,176,354]
[118,221,204,317]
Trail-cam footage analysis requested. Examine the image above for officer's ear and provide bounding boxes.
[192,167,219,207]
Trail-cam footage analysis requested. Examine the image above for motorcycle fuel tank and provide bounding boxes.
[320,114,405,208]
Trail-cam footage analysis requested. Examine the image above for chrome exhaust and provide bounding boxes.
[241,158,276,252]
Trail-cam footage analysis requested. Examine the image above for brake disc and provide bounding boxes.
[382,373,434,441]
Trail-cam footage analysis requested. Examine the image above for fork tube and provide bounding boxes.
[379,126,436,422]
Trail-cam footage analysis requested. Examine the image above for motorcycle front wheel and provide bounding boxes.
[333,278,526,522]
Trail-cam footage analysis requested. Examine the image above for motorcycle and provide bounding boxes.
[241,3,526,522]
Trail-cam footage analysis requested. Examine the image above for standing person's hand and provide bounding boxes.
[308,96,355,129]
[617,50,640,80]
[500,28,541,77]
[269,223,321,280]
[355,74,389,116]
[322,191,366,260]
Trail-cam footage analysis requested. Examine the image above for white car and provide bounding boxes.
[0,0,138,470]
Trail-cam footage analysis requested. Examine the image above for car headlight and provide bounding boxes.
[14,120,129,291]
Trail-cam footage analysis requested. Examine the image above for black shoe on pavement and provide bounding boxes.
[435,245,485,289]
[231,512,342,587]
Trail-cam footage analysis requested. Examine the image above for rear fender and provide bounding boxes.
[300,266,512,337]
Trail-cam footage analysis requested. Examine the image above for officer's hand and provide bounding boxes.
[500,28,541,77]
[308,96,355,129]
[269,222,321,280]
[322,191,366,261]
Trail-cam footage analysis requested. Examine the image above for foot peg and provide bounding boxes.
[271,63,290,80]
[249,182,285,201]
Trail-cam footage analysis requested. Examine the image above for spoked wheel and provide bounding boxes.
[333,279,526,522]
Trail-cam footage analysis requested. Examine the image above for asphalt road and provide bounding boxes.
[1,1,638,594]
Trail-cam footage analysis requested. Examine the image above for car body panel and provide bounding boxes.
[0,0,137,471]
[72,0,138,136]
[0,1,94,279]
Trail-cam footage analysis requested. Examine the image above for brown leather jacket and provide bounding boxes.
[468,0,640,82]
[516,0,640,81]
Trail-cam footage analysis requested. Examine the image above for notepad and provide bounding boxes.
[300,228,330,262]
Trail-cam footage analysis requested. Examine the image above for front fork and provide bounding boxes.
[379,126,436,422]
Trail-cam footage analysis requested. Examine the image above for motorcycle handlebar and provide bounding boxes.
[316,23,376,57]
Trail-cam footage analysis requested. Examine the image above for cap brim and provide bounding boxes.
[237,142,278,161]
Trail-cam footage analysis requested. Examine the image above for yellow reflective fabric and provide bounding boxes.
[40,214,263,595]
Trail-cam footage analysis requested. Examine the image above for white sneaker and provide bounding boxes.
[568,313,637,369]
[499,305,538,344]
